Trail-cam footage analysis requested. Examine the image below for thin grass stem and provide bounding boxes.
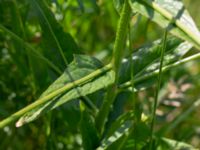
[149,30,168,149]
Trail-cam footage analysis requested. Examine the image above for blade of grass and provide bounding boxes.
[0,64,112,129]
[149,29,168,149]
[0,24,62,75]
[33,0,68,65]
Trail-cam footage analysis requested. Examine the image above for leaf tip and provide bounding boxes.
[15,121,23,128]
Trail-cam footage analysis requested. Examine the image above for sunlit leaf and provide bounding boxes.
[128,0,200,48]
[157,137,198,150]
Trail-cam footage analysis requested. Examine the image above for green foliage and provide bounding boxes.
[1,0,200,149]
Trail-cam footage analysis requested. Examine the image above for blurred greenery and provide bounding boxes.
[0,0,200,149]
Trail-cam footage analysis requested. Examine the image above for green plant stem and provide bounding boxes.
[119,51,200,89]
[141,0,200,48]
[95,0,131,134]
[149,30,168,149]
[0,24,62,75]
[0,64,112,129]
[112,0,131,80]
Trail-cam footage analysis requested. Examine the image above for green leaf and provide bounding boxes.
[119,37,182,84]
[119,38,192,90]
[106,110,134,138]
[136,41,192,78]
[31,0,79,69]
[157,137,198,150]
[16,55,115,126]
[128,0,200,48]
[97,112,150,150]
[97,120,133,150]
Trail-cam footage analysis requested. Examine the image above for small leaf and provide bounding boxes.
[16,55,115,126]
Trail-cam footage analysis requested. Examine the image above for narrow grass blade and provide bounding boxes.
[149,30,168,149]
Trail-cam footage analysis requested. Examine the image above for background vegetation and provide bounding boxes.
[0,0,200,149]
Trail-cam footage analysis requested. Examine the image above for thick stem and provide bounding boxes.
[95,0,131,135]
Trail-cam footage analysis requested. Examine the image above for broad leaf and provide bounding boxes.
[16,55,115,126]
[128,0,200,48]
